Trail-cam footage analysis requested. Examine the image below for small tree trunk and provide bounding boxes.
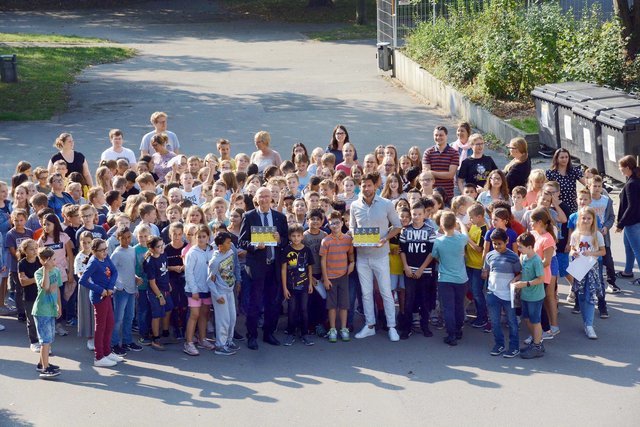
[356,0,367,25]
[613,0,639,59]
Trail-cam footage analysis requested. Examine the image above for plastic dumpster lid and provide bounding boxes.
[596,105,640,130]
[531,82,598,102]
[572,95,640,121]
[555,87,625,108]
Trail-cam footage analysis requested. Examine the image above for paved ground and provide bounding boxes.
[1,2,639,426]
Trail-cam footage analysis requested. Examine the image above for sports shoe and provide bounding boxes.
[566,292,576,304]
[610,285,621,294]
[422,327,433,337]
[571,303,581,314]
[550,326,561,336]
[226,341,241,351]
[36,363,60,372]
[435,319,445,330]
[124,342,143,352]
[197,338,215,350]
[503,348,520,358]
[400,329,412,340]
[388,327,400,342]
[599,307,609,319]
[183,341,200,356]
[616,271,633,278]
[0,307,17,316]
[0,323,5,331]
[490,344,505,356]
[283,334,296,346]
[355,325,375,339]
[94,357,117,367]
[151,340,165,351]
[106,352,124,363]
[112,345,127,357]
[233,331,246,341]
[87,339,95,351]
[585,326,598,339]
[339,328,350,342]
[55,324,68,336]
[524,336,533,345]
[30,343,41,352]
[301,335,315,346]
[315,324,327,338]
[443,336,457,346]
[328,328,338,343]
[138,337,152,346]
[39,366,61,378]
[483,322,492,334]
[541,330,555,341]
[471,320,488,329]
[214,346,237,356]
[520,344,545,359]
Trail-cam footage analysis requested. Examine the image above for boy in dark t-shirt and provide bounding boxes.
[281,224,315,347]
[6,209,34,322]
[165,222,187,340]
[399,201,437,339]
[18,239,41,350]
[302,208,328,337]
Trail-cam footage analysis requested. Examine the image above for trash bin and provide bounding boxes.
[0,54,18,83]
[597,105,640,183]
[554,86,625,152]
[532,82,599,150]
[377,42,392,72]
[571,95,640,173]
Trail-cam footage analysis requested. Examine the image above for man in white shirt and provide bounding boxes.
[140,111,180,156]
[101,129,137,168]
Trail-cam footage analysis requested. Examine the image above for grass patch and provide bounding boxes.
[0,46,135,121]
[306,24,376,41]
[508,116,539,134]
[222,0,376,24]
[0,32,108,43]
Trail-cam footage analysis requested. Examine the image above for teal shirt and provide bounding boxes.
[520,254,545,301]
[134,244,149,291]
[32,267,62,317]
[431,233,468,284]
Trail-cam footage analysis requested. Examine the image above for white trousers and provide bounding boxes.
[357,255,396,328]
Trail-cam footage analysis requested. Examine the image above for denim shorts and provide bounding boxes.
[35,315,56,345]
[521,299,544,324]
[556,252,569,277]
[550,255,559,277]
[148,291,175,319]
[390,274,405,291]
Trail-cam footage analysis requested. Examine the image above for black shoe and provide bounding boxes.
[112,345,127,356]
[124,342,143,352]
[610,285,621,294]
[599,307,609,319]
[616,271,633,278]
[422,327,433,337]
[247,337,259,350]
[39,366,60,379]
[233,331,246,341]
[455,330,463,340]
[399,330,412,340]
[443,336,457,346]
[36,363,60,372]
[263,334,281,346]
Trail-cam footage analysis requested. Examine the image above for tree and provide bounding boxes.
[614,0,640,59]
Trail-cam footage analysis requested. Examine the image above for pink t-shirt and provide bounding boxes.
[39,233,71,282]
[531,230,555,284]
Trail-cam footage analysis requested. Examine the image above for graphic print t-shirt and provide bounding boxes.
[144,253,170,292]
[283,245,314,291]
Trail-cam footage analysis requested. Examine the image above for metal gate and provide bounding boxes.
[377,0,433,48]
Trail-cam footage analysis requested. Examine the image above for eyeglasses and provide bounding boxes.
[473,143,485,147]
[335,132,345,135]
[329,221,342,226]
[95,247,107,253]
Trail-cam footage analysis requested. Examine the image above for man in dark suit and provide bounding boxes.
[239,187,289,350]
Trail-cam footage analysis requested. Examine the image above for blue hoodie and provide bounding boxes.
[79,255,118,304]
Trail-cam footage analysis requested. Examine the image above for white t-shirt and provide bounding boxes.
[182,185,203,205]
[140,130,180,155]
[101,146,137,165]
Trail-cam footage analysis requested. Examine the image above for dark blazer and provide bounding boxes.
[239,208,289,276]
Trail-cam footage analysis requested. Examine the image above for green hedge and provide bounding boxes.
[404,0,640,104]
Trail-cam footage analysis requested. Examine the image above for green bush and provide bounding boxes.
[404,0,639,104]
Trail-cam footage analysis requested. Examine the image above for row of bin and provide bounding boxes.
[532,82,640,183]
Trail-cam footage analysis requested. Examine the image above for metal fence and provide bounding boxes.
[378,0,625,48]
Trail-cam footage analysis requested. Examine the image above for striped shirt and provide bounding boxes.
[319,233,353,279]
[422,144,459,200]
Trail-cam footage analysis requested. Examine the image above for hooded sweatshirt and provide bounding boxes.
[184,244,214,294]
[207,246,241,300]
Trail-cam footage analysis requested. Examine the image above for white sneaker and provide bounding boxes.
[106,352,124,363]
[87,339,95,351]
[388,327,400,342]
[585,326,598,340]
[94,357,117,367]
[0,323,5,331]
[355,325,376,339]
[30,343,41,352]
[197,338,215,350]
[55,324,68,336]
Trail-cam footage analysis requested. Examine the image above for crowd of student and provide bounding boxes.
[1,112,640,379]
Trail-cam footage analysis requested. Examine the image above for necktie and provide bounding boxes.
[263,211,273,263]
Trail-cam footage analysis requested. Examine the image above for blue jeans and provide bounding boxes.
[137,288,151,339]
[577,289,595,327]
[111,290,136,346]
[623,223,640,273]
[437,282,466,338]
[486,292,519,351]
[466,267,487,324]
[347,270,360,328]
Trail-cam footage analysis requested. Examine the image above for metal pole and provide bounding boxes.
[392,0,398,48]
[432,0,436,25]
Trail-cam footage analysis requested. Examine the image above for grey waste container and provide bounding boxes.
[377,42,392,72]
[0,54,18,83]
[554,86,625,153]
[571,95,640,173]
[597,105,640,183]
[531,82,599,149]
